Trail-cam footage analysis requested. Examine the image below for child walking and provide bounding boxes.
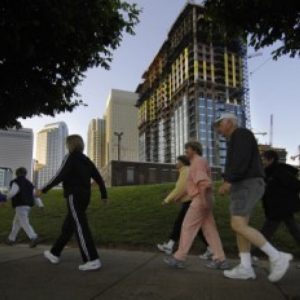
[36,135,107,272]
[157,155,212,259]
[6,167,39,248]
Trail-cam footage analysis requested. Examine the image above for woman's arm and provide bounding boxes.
[41,154,72,193]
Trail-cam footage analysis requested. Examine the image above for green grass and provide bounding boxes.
[0,183,299,257]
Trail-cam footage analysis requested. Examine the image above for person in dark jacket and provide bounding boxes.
[6,167,39,248]
[215,112,292,283]
[257,150,300,246]
[36,134,108,272]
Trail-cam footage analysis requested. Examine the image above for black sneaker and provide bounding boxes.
[29,238,40,248]
[5,239,15,246]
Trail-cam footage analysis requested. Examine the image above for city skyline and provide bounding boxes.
[35,122,68,188]
[87,118,106,170]
[104,89,139,163]
[20,0,300,163]
[0,128,34,182]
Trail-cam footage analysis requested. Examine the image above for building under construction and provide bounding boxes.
[136,3,250,169]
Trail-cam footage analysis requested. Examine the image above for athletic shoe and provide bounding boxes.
[5,239,15,246]
[268,252,293,283]
[206,259,230,270]
[164,256,185,269]
[157,243,173,255]
[79,259,102,271]
[29,238,40,248]
[199,248,213,260]
[224,264,256,280]
[44,250,60,264]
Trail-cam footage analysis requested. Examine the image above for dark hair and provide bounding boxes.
[263,150,279,163]
[16,167,27,177]
[177,155,190,166]
[185,141,203,156]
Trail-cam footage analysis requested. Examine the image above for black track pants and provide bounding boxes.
[51,193,99,262]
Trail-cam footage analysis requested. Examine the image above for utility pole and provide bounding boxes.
[114,132,124,161]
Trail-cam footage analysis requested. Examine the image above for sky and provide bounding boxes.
[21,0,300,163]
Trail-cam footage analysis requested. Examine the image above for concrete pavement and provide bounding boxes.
[0,245,299,300]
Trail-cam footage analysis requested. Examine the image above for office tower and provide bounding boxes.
[136,3,249,168]
[104,89,139,164]
[0,128,33,185]
[87,118,106,170]
[36,122,68,187]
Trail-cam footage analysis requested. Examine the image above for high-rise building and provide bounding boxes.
[87,118,106,170]
[0,128,33,184]
[36,122,68,188]
[104,89,139,164]
[136,3,249,169]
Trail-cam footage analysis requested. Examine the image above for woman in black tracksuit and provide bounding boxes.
[38,134,107,271]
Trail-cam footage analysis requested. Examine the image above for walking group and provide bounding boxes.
[158,112,300,283]
[0,112,299,280]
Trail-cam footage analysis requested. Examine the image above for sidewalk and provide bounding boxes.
[0,245,299,300]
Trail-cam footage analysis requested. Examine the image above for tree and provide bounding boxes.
[203,0,300,59]
[0,0,140,128]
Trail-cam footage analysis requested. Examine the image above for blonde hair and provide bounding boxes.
[66,135,84,153]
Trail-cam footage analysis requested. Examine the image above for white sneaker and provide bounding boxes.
[79,259,102,271]
[44,250,60,264]
[268,252,293,283]
[199,248,213,260]
[224,264,256,280]
[157,243,173,255]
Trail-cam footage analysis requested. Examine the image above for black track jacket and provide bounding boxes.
[42,151,107,199]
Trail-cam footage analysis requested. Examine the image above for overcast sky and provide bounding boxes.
[21,0,300,164]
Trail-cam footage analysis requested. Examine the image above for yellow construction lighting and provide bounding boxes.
[232,54,236,87]
[211,63,215,82]
[224,51,229,86]
[203,60,207,81]
[194,60,199,81]
[184,48,189,80]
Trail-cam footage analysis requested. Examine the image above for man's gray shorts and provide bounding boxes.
[230,178,265,216]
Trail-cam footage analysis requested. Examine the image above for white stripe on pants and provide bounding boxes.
[68,195,91,261]
[8,206,38,241]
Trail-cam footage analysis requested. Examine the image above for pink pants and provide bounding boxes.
[174,196,225,261]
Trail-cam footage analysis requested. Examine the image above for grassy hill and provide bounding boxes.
[0,183,299,257]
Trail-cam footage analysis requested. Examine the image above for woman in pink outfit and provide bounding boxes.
[164,141,229,270]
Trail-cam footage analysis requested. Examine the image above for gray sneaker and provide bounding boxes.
[206,259,230,270]
[164,256,185,269]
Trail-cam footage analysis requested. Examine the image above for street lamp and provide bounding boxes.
[114,131,124,161]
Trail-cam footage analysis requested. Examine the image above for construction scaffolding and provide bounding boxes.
[136,3,248,168]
